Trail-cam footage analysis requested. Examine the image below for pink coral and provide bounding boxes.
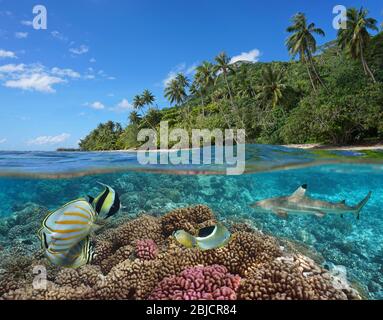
[149,265,241,300]
[135,239,158,261]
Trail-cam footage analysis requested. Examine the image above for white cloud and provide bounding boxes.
[0,49,17,59]
[15,32,28,39]
[89,58,96,63]
[186,64,197,75]
[69,45,89,55]
[0,63,84,93]
[5,74,65,93]
[113,99,133,112]
[0,64,25,73]
[0,11,12,17]
[85,99,133,113]
[28,133,71,146]
[51,31,67,42]
[0,138,7,144]
[88,101,105,110]
[230,49,261,64]
[163,62,196,87]
[51,67,80,78]
[20,20,33,27]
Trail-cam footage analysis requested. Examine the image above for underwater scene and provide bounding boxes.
[0,145,382,300]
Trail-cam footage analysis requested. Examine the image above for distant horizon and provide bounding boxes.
[0,0,382,151]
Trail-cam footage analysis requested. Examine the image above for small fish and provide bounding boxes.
[88,182,121,219]
[38,199,103,268]
[250,184,372,220]
[173,223,231,251]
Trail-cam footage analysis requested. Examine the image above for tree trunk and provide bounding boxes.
[360,43,376,83]
[224,72,245,128]
[200,92,205,117]
[307,51,328,91]
[309,57,328,91]
[304,55,317,92]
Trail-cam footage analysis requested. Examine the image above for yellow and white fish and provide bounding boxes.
[173,223,231,251]
[38,199,103,268]
[41,234,94,269]
[88,182,121,219]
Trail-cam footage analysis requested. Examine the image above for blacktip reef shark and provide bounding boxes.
[250,184,372,219]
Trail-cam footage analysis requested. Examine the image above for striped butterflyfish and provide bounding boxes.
[87,182,121,219]
[41,232,94,268]
[38,199,100,268]
[173,223,231,251]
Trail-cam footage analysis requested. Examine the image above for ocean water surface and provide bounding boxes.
[0,144,382,299]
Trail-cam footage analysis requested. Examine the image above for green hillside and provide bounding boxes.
[79,9,383,151]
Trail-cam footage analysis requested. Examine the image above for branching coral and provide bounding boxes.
[0,204,362,301]
[149,265,241,300]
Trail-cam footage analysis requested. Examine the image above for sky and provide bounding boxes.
[0,0,382,151]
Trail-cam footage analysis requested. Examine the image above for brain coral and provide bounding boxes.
[135,240,159,261]
[161,205,215,236]
[238,254,360,300]
[0,204,362,300]
[149,265,241,300]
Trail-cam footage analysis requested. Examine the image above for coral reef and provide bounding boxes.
[149,265,241,300]
[135,240,159,261]
[0,204,361,300]
[2,169,381,299]
[161,205,216,236]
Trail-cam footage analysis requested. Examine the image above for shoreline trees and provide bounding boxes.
[337,7,379,83]
[80,7,382,151]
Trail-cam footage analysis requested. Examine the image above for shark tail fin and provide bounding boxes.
[354,191,372,220]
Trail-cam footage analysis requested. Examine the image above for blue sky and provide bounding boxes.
[0,0,382,150]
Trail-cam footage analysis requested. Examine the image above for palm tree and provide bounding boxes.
[129,111,142,125]
[190,80,206,117]
[286,13,326,91]
[235,66,256,98]
[214,52,244,127]
[260,65,286,109]
[195,61,216,88]
[189,81,203,105]
[193,61,216,116]
[214,52,236,102]
[141,89,156,109]
[164,79,186,105]
[133,95,145,113]
[337,7,378,83]
[145,108,162,128]
[174,72,192,125]
[175,73,190,89]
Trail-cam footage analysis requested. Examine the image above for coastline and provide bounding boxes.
[283,143,383,151]
[58,143,383,153]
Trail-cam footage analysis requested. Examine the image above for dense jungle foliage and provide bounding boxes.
[79,9,383,151]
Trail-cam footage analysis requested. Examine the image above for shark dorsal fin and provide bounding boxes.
[290,184,308,199]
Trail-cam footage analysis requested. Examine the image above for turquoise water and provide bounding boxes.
[0,145,382,299]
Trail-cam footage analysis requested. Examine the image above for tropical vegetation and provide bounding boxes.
[79,8,383,151]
